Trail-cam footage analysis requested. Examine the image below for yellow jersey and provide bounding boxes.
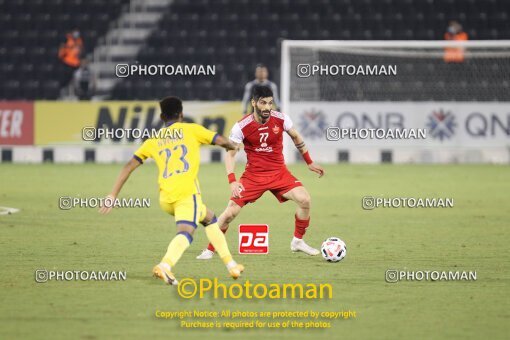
[133,122,218,203]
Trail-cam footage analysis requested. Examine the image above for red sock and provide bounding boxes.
[294,214,310,239]
[206,228,227,252]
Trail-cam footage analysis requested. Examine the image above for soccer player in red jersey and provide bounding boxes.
[197,85,324,259]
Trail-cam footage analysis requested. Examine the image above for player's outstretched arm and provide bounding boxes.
[99,158,141,214]
[286,128,325,177]
[213,134,239,151]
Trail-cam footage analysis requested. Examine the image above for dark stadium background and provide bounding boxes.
[1,0,509,101]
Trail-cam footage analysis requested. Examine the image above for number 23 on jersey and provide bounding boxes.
[158,144,189,178]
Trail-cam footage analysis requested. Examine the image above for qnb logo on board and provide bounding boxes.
[299,109,328,140]
[426,109,457,141]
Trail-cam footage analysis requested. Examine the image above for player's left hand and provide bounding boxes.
[99,194,116,215]
[308,163,324,178]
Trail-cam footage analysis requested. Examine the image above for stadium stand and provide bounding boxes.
[112,0,510,101]
[0,0,129,99]
[1,0,509,100]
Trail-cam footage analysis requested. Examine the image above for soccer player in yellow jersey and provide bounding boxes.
[99,96,244,285]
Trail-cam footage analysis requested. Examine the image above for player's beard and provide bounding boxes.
[254,106,271,123]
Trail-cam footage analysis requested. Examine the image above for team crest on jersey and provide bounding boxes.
[272,125,280,134]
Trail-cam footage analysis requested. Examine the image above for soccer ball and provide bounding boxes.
[321,237,347,262]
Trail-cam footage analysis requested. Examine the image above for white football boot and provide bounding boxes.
[196,249,215,260]
[290,237,320,256]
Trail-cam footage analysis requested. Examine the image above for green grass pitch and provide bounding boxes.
[0,163,509,339]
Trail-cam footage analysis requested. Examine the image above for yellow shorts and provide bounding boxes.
[159,193,207,228]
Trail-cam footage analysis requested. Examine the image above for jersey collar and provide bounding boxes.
[252,112,272,126]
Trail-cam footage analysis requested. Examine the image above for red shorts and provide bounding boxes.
[231,169,303,207]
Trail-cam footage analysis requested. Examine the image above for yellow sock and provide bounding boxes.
[205,223,234,265]
[161,233,191,267]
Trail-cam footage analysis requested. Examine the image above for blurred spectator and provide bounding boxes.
[444,21,468,63]
[241,64,280,115]
[58,29,83,68]
[73,59,96,100]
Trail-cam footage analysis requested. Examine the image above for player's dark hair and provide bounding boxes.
[159,96,183,121]
[252,85,273,101]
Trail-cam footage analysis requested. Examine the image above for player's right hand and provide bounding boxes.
[230,182,245,198]
[99,194,116,215]
[308,163,325,178]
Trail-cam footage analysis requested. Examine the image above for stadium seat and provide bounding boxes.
[1,0,509,100]
[0,0,130,99]
[106,0,503,100]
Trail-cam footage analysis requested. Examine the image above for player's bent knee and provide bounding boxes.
[296,193,311,208]
[176,230,194,244]
[223,201,242,222]
[176,223,196,235]
[223,211,236,223]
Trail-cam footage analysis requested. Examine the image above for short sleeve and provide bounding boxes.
[193,124,218,145]
[229,122,244,143]
[133,140,152,163]
[283,113,293,131]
